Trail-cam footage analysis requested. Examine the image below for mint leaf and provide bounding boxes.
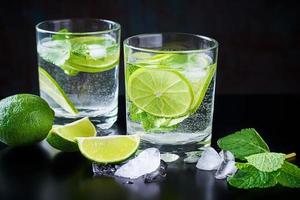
[52,28,71,40]
[277,161,300,188]
[217,128,269,160]
[228,163,280,189]
[128,103,180,132]
[245,152,285,172]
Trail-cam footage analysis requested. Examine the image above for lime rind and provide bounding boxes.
[46,117,96,152]
[46,131,78,152]
[76,135,140,164]
[39,67,78,114]
[128,68,194,118]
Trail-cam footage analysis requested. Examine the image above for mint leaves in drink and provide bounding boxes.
[217,128,300,189]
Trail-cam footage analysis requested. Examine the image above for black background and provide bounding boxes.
[0,0,300,97]
[1,1,300,199]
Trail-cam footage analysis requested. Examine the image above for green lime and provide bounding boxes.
[39,67,78,114]
[76,135,140,164]
[190,64,217,112]
[66,36,119,73]
[128,68,194,118]
[135,54,173,65]
[46,117,96,152]
[0,94,54,146]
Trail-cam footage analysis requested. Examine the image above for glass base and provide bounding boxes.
[138,134,211,157]
[54,107,118,130]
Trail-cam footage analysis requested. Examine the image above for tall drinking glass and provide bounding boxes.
[124,33,218,155]
[36,19,120,129]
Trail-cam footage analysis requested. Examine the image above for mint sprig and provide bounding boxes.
[228,163,280,189]
[278,161,300,188]
[245,152,285,172]
[218,128,299,189]
[217,128,269,160]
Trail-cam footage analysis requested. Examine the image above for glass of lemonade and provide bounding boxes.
[36,19,120,129]
[124,33,218,155]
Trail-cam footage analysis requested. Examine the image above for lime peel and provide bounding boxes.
[46,117,96,152]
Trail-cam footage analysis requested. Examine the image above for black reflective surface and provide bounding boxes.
[0,95,299,200]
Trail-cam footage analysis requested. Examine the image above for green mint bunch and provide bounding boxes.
[217,128,300,189]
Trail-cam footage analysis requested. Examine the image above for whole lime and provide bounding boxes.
[0,94,54,146]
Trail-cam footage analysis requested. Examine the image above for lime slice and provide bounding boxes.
[66,36,119,73]
[76,135,140,164]
[135,54,172,64]
[46,117,96,152]
[128,68,194,118]
[190,64,217,112]
[39,67,78,114]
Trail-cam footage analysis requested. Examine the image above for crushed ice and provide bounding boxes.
[93,148,167,183]
[196,147,237,179]
[160,153,179,163]
[115,148,161,179]
[184,151,203,163]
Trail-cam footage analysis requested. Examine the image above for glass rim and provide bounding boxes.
[36,18,121,35]
[123,33,218,54]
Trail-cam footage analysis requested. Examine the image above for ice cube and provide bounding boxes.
[92,163,118,177]
[115,148,161,179]
[160,153,179,163]
[87,44,106,59]
[219,150,235,162]
[38,38,71,66]
[183,69,208,82]
[196,147,223,170]
[144,160,167,183]
[215,160,237,179]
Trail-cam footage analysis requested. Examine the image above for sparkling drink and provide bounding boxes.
[124,33,218,155]
[36,19,120,129]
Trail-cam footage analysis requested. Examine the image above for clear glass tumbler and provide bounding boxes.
[124,33,218,155]
[36,19,120,129]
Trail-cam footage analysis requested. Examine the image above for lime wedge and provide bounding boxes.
[190,64,217,112]
[128,68,194,118]
[46,117,96,152]
[76,135,140,164]
[39,67,78,114]
[66,36,119,73]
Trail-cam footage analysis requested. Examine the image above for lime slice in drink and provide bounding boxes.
[47,117,96,152]
[190,64,217,112]
[76,135,140,164]
[65,36,119,73]
[135,54,173,65]
[39,67,78,114]
[128,68,194,118]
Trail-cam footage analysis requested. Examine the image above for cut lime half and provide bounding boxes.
[46,117,96,152]
[128,68,194,118]
[76,135,140,164]
[39,67,78,114]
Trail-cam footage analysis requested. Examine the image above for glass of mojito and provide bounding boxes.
[36,19,120,129]
[124,33,218,154]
